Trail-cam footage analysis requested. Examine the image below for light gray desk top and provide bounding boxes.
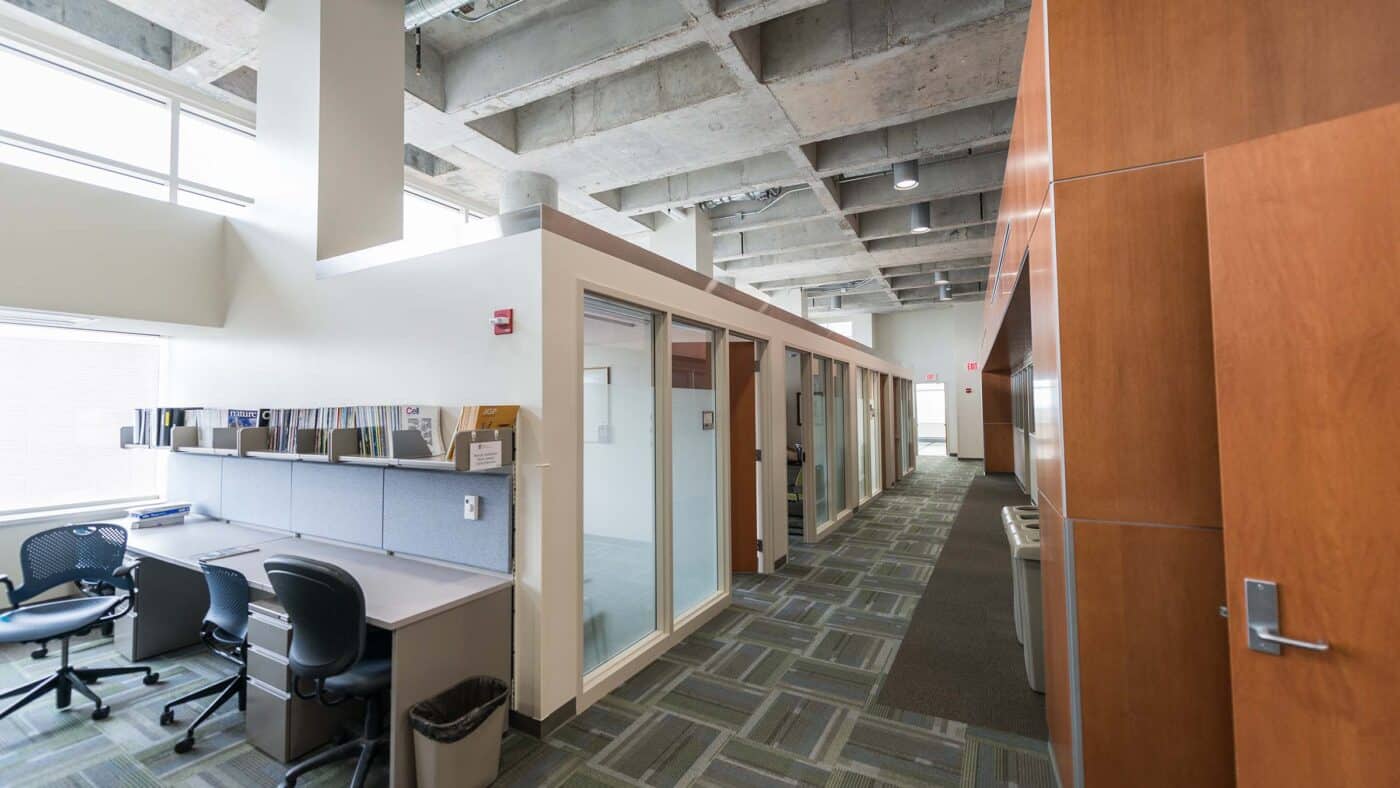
[124,517,287,566]
[122,518,512,631]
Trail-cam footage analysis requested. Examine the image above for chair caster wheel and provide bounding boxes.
[174,736,195,754]
[144,673,161,685]
[30,647,48,660]
[91,705,110,720]
[160,709,176,726]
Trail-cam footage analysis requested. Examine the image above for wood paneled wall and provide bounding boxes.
[1046,0,1400,179]
[981,370,1014,473]
[978,2,1398,785]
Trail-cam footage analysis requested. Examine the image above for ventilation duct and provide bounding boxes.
[405,0,472,30]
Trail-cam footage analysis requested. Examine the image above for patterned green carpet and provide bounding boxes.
[0,455,1051,787]
[494,456,1053,787]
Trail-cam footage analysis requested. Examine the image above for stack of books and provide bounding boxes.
[126,502,192,529]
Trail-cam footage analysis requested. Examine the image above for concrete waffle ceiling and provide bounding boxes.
[3,0,1029,314]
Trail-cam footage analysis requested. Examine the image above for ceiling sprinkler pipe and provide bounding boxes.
[405,0,474,31]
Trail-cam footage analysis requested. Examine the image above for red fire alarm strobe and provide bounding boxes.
[492,309,514,335]
[925,373,937,381]
[966,361,979,371]
[964,387,973,394]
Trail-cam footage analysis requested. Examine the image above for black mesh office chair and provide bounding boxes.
[266,555,391,788]
[0,524,159,721]
[159,563,249,753]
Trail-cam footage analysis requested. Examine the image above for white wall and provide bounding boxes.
[0,163,226,327]
[873,302,984,458]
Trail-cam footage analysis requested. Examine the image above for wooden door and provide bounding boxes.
[729,341,759,573]
[1205,103,1400,787]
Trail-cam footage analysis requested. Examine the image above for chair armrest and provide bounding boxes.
[112,562,138,580]
[0,574,14,608]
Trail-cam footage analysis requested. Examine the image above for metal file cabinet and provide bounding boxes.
[245,599,354,762]
[113,557,209,661]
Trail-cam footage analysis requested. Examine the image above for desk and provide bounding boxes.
[122,517,513,788]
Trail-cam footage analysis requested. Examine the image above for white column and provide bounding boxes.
[500,171,559,212]
[650,208,714,277]
[258,0,405,261]
[771,287,808,319]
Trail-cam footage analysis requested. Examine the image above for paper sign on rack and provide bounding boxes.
[469,440,504,471]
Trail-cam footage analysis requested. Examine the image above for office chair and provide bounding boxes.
[159,563,249,753]
[0,524,159,722]
[266,555,390,788]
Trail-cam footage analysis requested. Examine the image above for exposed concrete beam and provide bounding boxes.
[442,0,698,118]
[594,149,803,214]
[8,0,181,69]
[866,223,996,257]
[886,267,990,290]
[713,0,832,30]
[762,5,1028,140]
[839,150,1007,213]
[718,241,870,273]
[882,257,994,277]
[714,217,853,262]
[811,98,1015,177]
[470,45,738,154]
[855,191,1000,241]
[708,187,825,235]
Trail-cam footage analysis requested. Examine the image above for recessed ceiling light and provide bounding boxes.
[892,159,920,191]
[910,202,931,234]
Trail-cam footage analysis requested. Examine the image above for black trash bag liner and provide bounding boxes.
[409,676,509,744]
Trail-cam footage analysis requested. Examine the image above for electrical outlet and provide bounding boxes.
[463,495,480,521]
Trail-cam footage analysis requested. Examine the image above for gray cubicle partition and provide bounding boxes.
[166,452,512,573]
[222,459,293,530]
[167,452,222,518]
[383,468,511,571]
[291,462,385,548]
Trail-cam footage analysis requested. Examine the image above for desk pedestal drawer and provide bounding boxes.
[246,677,347,763]
[115,558,208,661]
[247,646,292,693]
[247,612,292,656]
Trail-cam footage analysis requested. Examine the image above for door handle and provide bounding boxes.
[1251,627,1330,653]
[1244,578,1330,655]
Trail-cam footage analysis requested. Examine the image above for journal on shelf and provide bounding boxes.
[129,404,450,459]
[446,405,520,460]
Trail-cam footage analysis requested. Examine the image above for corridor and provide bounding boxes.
[495,456,1053,787]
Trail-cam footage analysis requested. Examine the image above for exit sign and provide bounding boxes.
[967,361,979,371]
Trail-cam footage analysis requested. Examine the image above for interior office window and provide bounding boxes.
[811,356,830,525]
[0,323,162,513]
[824,321,854,339]
[404,190,466,245]
[177,109,256,203]
[582,294,657,673]
[670,321,720,619]
[857,368,869,497]
[832,361,848,514]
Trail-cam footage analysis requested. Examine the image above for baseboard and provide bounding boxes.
[510,698,576,739]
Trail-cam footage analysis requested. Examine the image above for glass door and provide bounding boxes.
[582,294,658,673]
[670,320,720,619]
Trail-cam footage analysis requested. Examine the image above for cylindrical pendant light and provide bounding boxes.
[910,201,932,234]
[892,159,920,190]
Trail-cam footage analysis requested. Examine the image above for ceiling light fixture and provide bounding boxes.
[892,159,920,191]
[910,201,932,234]
[932,270,950,285]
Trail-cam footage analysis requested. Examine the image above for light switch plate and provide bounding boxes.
[463,495,480,521]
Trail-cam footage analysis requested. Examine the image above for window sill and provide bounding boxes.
[0,498,158,529]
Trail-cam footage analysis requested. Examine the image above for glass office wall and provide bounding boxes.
[671,321,720,620]
[582,295,657,673]
[857,368,869,498]
[832,362,848,514]
[811,356,830,525]
[867,371,883,496]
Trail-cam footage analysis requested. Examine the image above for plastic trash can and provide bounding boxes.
[409,676,510,788]
[1001,507,1026,644]
[1008,521,1044,693]
[1001,506,1040,646]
